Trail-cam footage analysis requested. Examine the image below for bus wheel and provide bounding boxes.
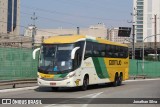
[118,73,123,86]
[81,76,89,91]
[113,73,119,87]
[51,87,58,91]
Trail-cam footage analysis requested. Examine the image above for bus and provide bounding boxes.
[33,35,129,91]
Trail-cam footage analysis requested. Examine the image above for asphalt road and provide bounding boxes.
[0,79,160,107]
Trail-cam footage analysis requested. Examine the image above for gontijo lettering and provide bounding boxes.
[109,60,121,65]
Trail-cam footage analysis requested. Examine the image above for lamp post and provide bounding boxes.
[142,34,160,74]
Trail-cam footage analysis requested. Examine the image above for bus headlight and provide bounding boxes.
[37,73,41,78]
[37,72,44,79]
[64,72,76,79]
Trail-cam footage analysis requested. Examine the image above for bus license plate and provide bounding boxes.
[50,82,56,86]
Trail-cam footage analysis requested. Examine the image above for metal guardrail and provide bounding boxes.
[0,79,37,88]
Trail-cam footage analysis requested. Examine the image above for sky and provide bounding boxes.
[20,0,133,32]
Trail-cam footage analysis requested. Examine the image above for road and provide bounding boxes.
[0,79,160,107]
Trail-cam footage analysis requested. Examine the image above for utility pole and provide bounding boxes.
[132,25,135,59]
[128,7,137,59]
[31,12,37,27]
[154,15,157,61]
[31,12,37,49]
[151,14,158,61]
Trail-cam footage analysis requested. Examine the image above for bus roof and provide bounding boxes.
[43,35,128,47]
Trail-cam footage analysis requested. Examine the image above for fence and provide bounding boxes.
[0,47,38,81]
[129,59,160,78]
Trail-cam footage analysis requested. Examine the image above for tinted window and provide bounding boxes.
[105,45,128,58]
[85,42,93,58]
[85,41,128,59]
[93,43,100,56]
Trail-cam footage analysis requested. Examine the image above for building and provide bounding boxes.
[25,23,108,43]
[0,0,20,36]
[133,0,160,42]
[108,28,130,43]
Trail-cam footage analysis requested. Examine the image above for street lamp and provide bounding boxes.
[142,34,160,74]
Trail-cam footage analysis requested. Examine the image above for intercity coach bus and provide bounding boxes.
[33,35,129,91]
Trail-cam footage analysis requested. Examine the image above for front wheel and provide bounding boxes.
[80,76,89,91]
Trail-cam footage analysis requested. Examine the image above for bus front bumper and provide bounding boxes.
[37,78,79,87]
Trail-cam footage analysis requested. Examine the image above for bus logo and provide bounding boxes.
[109,60,121,65]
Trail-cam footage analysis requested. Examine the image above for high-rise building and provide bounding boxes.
[0,0,20,36]
[133,0,160,43]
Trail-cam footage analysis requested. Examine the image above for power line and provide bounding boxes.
[21,4,128,22]
[21,12,78,26]
[1,7,85,27]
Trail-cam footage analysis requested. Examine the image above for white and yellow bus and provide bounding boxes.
[33,35,129,91]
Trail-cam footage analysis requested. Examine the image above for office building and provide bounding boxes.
[133,0,160,42]
[0,0,20,36]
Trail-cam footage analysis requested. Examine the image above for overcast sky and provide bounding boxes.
[20,0,133,32]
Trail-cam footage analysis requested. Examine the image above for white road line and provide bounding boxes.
[44,92,103,107]
[78,92,103,98]
[124,78,160,82]
[0,86,38,93]
[81,92,103,107]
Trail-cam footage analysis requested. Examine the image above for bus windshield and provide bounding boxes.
[39,44,74,73]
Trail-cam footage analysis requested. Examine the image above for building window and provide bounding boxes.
[137,21,143,24]
[7,0,13,32]
[137,2,143,5]
[137,6,143,10]
[136,29,143,32]
[13,0,17,31]
[136,33,143,35]
[137,17,143,20]
[136,25,143,29]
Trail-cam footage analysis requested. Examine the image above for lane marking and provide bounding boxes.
[0,86,38,93]
[81,92,103,107]
[78,92,103,98]
[124,78,160,82]
[44,92,103,107]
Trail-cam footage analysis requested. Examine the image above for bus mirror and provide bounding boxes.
[71,47,80,59]
[33,48,40,59]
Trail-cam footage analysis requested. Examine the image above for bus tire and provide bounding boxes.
[113,73,119,87]
[81,75,89,91]
[118,73,123,86]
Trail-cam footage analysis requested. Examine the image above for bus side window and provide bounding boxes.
[74,53,81,67]
[99,44,106,57]
[84,42,93,59]
[114,46,119,58]
[119,47,124,58]
[124,47,129,58]
[93,43,100,57]
[110,45,115,57]
[106,45,111,57]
